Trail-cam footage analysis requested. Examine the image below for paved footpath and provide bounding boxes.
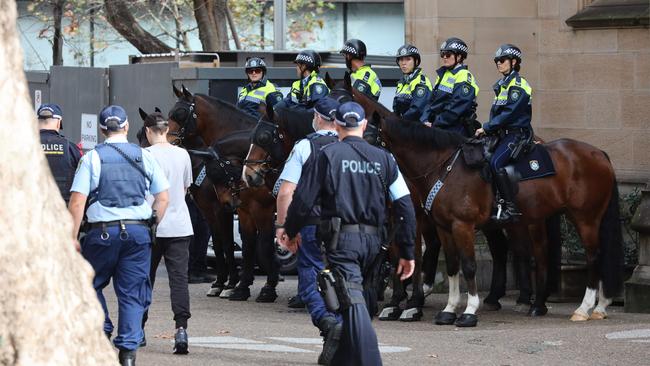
[104,267,650,366]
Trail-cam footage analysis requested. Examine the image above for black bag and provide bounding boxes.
[461,139,487,168]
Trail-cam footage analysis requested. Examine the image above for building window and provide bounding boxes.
[566,0,649,29]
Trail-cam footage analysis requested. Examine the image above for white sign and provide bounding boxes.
[80,113,98,150]
[34,90,41,111]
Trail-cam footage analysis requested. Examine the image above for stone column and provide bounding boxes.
[625,186,650,313]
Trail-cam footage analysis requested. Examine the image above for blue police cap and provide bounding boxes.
[314,97,340,121]
[37,103,63,120]
[335,101,365,128]
[99,105,128,130]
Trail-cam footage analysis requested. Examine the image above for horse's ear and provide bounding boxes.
[344,71,351,90]
[154,107,162,113]
[172,83,182,98]
[182,84,193,99]
[138,107,148,121]
[324,72,334,89]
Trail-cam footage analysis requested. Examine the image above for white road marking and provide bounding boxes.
[188,336,411,353]
[267,337,322,345]
[195,343,315,353]
[190,336,263,344]
[379,346,411,353]
[605,329,650,340]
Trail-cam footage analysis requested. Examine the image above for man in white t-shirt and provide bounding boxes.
[141,111,193,355]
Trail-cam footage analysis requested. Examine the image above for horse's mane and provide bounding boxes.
[275,106,315,140]
[382,116,467,150]
[196,93,257,125]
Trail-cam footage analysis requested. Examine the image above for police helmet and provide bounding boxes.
[294,50,322,70]
[395,44,421,67]
[245,57,267,74]
[440,37,469,58]
[340,39,367,60]
[494,44,522,64]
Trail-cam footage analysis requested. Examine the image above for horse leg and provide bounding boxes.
[255,208,279,303]
[528,222,550,317]
[218,208,238,288]
[434,228,461,326]
[400,217,425,321]
[483,227,508,311]
[453,221,480,327]
[228,209,256,301]
[570,219,601,321]
[378,244,406,321]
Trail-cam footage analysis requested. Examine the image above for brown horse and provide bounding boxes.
[346,86,623,326]
[167,85,280,302]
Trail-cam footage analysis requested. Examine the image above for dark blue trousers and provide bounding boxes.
[328,232,382,366]
[82,225,152,351]
[297,225,341,327]
[491,133,519,170]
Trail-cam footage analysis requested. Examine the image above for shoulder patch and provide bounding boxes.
[509,88,521,101]
[314,84,324,95]
[414,85,426,98]
[461,84,471,96]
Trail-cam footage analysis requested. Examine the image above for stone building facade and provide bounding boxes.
[404,0,650,183]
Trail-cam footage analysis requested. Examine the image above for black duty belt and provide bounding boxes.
[340,224,379,235]
[502,127,529,136]
[304,217,320,226]
[89,220,149,230]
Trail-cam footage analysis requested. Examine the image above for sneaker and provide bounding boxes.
[173,327,189,355]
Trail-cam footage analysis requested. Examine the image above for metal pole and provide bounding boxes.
[273,0,286,50]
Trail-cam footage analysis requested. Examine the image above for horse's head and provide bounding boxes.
[168,84,200,147]
[326,72,355,104]
[137,107,167,148]
[363,111,388,148]
[243,119,286,187]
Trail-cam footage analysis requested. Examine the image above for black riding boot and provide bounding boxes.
[317,316,342,365]
[492,169,522,223]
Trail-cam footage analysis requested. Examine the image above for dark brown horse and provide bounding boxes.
[346,86,623,325]
[167,85,280,302]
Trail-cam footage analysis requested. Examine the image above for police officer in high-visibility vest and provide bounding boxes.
[68,105,169,366]
[237,57,283,119]
[37,103,82,204]
[475,44,532,223]
[283,50,329,109]
[425,37,480,136]
[275,97,341,365]
[279,102,416,366]
[393,44,433,122]
[340,39,382,100]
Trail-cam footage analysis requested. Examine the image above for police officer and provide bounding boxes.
[475,44,532,222]
[37,103,82,204]
[279,102,416,366]
[340,39,382,100]
[425,37,480,136]
[283,50,329,109]
[68,105,169,366]
[237,57,283,119]
[275,97,341,364]
[393,44,433,122]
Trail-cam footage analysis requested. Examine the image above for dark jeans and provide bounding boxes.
[143,236,192,329]
[187,195,210,274]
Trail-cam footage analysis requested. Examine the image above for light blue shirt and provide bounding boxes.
[278,130,338,184]
[388,155,410,202]
[70,135,169,222]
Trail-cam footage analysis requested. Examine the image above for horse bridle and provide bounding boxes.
[168,98,197,147]
[243,120,285,176]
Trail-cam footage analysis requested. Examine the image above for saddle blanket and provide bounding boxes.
[512,144,556,181]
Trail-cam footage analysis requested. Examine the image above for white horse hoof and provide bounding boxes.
[570,311,589,322]
[589,311,607,320]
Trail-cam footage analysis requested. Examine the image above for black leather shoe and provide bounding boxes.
[287,295,306,309]
[118,349,136,366]
[317,317,342,365]
[105,331,112,341]
[173,327,189,355]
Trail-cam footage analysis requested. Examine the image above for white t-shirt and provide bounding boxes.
[146,143,194,237]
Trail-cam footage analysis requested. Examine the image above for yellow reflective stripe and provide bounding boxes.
[239,80,278,102]
[492,76,532,105]
[409,74,432,91]
[351,67,381,96]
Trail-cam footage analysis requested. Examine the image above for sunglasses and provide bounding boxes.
[494,57,510,64]
[440,51,454,59]
[247,68,263,74]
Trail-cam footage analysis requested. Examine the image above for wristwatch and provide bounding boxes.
[274,222,285,230]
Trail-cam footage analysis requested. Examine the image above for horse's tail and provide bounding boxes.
[545,213,562,295]
[599,178,625,298]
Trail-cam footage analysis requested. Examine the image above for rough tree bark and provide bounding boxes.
[0,1,118,365]
[52,0,64,65]
[104,0,172,54]
[193,0,230,51]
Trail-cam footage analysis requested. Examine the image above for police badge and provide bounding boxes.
[415,86,425,97]
[461,85,471,96]
[510,89,520,101]
[314,85,323,94]
[357,84,366,92]
[529,160,539,171]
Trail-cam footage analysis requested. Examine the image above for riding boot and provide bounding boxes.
[492,169,522,223]
[317,316,342,365]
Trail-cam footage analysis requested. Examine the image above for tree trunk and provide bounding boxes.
[104,0,172,54]
[0,1,118,365]
[52,0,64,65]
[193,0,230,51]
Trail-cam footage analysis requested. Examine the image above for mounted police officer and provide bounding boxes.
[275,97,341,364]
[283,50,329,109]
[280,102,416,366]
[425,37,480,136]
[340,39,382,101]
[37,103,82,204]
[393,44,433,122]
[68,105,169,366]
[237,57,283,119]
[475,44,532,223]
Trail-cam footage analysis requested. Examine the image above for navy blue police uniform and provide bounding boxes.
[37,104,82,203]
[393,44,433,122]
[277,98,342,348]
[282,50,329,110]
[285,102,416,366]
[237,57,283,119]
[70,105,169,357]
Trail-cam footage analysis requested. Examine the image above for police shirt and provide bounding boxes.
[286,71,329,108]
[393,68,433,122]
[483,71,532,133]
[40,129,82,202]
[237,79,280,119]
[426,64,479,130]
[70,135,169,222]
[278,130,338,184]
[284,136,416,259]
[350,65,382,100]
